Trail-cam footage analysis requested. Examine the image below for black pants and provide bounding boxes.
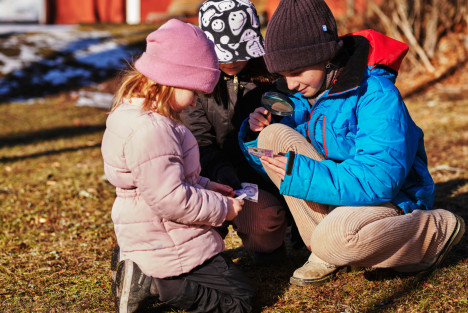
[153,253,254,313]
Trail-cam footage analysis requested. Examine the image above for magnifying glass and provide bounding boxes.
[261,91,294,119]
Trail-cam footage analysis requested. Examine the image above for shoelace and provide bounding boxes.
[303,260,336,269]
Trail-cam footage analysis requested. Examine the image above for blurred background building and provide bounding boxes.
[0,0,377,25]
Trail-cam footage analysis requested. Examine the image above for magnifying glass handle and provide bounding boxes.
[262,111,280,124]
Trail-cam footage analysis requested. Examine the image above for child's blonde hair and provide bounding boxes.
[111,66,181,122]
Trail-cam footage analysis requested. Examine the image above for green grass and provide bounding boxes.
[0,25,467,313]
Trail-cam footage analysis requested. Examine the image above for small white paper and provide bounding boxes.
[234,182,258,202]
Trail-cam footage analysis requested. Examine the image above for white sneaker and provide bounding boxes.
[290,253,338,286]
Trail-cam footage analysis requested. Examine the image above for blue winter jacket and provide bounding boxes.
[239,30,434,214]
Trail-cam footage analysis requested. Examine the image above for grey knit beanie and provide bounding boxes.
[264,0,343,73]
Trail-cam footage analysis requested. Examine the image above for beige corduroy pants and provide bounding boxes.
[258,123,457,268]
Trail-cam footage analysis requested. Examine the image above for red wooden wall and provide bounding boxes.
[46,0,383,25]
[46,0,124,24]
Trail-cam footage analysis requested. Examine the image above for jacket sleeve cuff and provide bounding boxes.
[280,153,314,200]
[279,151,294,194]
[197,176,210,189]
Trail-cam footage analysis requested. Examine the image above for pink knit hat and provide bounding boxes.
[135,19,220,93]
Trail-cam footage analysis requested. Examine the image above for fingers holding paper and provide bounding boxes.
[260,155,287,181]
[208,181,235,197]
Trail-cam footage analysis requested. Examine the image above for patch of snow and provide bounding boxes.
[74,91,114,110]
[0,28,113,75]
[0,53,21,74]
[0,25,141,106]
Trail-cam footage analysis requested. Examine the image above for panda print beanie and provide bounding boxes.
[199,0,265,64]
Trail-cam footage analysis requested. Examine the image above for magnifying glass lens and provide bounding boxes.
[271,101,292,113]
[261,92,294,117]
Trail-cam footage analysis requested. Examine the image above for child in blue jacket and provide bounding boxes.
[239,0,465,286]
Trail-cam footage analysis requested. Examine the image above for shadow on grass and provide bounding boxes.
[359,179,468,312]
[359,271,428,312]
[0,142,101,163]
[237,247,309,313]
[0,123,106,163]
[434,179,468,213]
[361,255,466,312]
[0,124,105,148]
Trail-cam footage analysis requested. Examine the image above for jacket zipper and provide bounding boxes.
[322,115,328,159]
[233,75,238,91]
[306,94,328,159]
[306,97,323,144]
[306,87,357,154]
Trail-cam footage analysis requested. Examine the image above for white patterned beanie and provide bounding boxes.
[198,0,265,64]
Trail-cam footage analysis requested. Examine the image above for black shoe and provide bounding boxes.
[113,259,152,313]
[111,246,120,287]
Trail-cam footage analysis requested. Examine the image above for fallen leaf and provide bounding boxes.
[87,188,97,194]
[79,190,93,198]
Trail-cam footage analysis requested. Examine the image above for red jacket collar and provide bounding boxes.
[344,29,409,73]
[329,30,409,95]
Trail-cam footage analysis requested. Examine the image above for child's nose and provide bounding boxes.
[286,77,298,90]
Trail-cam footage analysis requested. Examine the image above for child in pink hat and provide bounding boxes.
[101,19,254,313]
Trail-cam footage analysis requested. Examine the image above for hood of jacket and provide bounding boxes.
[329,29,409,95]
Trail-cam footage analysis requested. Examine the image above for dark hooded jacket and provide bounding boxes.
[181,64,276,191]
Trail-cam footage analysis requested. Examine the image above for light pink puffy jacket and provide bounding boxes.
[101,98,228,278]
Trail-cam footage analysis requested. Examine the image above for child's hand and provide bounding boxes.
[225,198,244,221]
[249,107,271,132]
[207,181,235,197]
[260,155,287,180]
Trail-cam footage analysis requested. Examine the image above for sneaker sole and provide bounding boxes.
[418,214,465,276]
[289,265,360,286]
[290,271,335,286]
[119,260,134,313]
